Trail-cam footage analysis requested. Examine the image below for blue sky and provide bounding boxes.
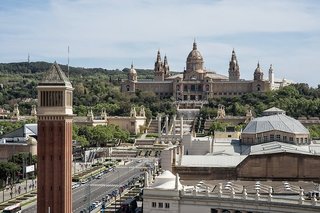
[1,0,320,87]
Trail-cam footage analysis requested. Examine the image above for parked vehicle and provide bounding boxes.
[305,190,320,199]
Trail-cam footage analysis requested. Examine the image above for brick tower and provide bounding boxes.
[37,62,73,213]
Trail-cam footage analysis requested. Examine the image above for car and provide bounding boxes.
[81,179,88,184]
[137,160,142,163]
[95,200,102,206]
[96,174,102,179]
[72,183,81,189]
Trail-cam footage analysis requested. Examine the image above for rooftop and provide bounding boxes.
[243,114,309,134]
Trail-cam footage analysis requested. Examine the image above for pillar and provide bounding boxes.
[165,115,169,137]
[173,115,176,138]
[180,116,184,138]
[158,115,162,137]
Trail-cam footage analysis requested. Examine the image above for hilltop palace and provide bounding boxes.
[121,41,291,101]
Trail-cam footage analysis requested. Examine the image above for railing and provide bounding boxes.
[180,183,319,207]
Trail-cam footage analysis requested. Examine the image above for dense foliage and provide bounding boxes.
[0,119,36,135]
[1,62,320,138]
[0,62,175,118]
[0,162,20,188]
[202,84,320,119]
[73,124,130,147]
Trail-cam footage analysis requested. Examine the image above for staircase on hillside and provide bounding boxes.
[146,118,158,134]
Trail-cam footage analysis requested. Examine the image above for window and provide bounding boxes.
[289,137,293,142]
[152,202,156,208]
[283,136,287,142]
[276,135,280,141]
[263,136,268,142]
[165,203,170,208]
[257,137,261,142]
[305,138,308,143]
[270,134,274,141]
[158,202,163,208]
[296,138,299,143]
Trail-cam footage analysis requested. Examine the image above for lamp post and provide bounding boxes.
[114,170,120,213]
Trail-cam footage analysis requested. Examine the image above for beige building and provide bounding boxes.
[0,124,37,161]
[73,106,147,135]
[121,41,287,101]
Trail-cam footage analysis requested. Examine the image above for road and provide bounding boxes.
[22,159,152,213]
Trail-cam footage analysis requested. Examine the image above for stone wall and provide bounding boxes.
[237,153,320,181]
[173,166,237,180]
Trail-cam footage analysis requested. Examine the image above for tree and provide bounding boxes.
[209,121,228,135]
[0,162,20,187]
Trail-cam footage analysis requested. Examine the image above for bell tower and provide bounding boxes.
[228,49,240,81]
[154,50,165,81]
[37,62,73,213]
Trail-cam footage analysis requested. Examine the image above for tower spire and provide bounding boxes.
[228,49,240,81]
[269,64,274,86]
[193,38,197,50]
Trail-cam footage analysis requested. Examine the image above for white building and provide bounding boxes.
[143,170,320,213]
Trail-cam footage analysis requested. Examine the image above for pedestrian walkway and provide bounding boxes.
[0,179,36,203]
[0,189,36,211]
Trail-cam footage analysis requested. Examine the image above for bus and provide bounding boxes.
[3,203,22,213]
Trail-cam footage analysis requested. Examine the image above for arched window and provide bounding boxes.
[126,85,130,91]
[257,84,261,91]
[205,84,209,91]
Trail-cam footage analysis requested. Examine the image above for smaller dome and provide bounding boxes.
[255,62,262,73]
[129,64,137,74]
[27,137,37,145]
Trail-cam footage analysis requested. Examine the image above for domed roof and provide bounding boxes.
[254,62,262,73]
[243,114,309,134]
[129,63,137,74]
[187,41,203,61]
[151,170,182,190]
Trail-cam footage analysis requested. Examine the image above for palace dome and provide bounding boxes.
[186,41,204,72]
[187,41,203,61]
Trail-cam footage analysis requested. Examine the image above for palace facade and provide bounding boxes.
[121,41,288,101]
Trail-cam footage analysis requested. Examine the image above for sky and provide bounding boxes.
[0,0,320,87]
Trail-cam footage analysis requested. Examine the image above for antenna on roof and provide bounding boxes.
[67,45,70,78]
[28,53,30,63]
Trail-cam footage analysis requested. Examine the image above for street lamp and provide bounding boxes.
[114,170,120,213]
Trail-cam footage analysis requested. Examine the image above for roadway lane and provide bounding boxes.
[22,159,152,213]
